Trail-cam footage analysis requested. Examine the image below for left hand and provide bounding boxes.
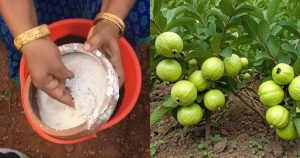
[83,20,124,87]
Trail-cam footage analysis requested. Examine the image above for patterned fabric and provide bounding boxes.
[0,0,149,85]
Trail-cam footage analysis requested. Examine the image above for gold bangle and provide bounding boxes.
[14,24,50,50]
[94,13,125,35]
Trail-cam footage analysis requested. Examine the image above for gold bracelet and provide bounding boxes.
[94,13,125,35]
[14,24,50,50]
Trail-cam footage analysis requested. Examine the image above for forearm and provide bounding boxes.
[0,0,37,37]
[104,0,136,20]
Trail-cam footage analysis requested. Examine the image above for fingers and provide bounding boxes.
[43,76,75,107]
[84,34,104,52]
[53,64,74,80]
[108,40,125,87]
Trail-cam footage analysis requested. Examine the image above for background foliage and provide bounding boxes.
[150,0,300,135]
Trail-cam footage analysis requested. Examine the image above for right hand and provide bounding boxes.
[22,38,75,106]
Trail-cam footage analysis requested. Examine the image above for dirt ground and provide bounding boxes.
[150,83,300,158]
[0,41,150,158]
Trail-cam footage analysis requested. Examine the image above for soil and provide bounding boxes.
[150,82,300,158]
[0,41,150,158]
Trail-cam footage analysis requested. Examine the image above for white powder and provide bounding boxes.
[37,53,108,130]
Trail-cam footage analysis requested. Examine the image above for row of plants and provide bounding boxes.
[150,0,300,141]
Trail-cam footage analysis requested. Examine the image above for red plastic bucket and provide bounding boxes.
[19,19,142,144]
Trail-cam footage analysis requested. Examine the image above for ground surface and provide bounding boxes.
[150,83,300,158]
[0,41,150,158]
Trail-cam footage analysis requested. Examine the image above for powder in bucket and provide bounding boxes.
[37,52,109,130]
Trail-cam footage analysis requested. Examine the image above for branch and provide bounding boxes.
[232,91,268,126]
[205,111,211,140]
[150,20,163,33]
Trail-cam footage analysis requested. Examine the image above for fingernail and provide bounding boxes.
[83,43,91,51]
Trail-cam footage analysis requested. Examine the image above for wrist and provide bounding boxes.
[95,19,120,37]
[21,37,49,57]
[14,24,50,50]
[94,13,125,36]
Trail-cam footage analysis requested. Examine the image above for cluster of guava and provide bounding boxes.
[155,32,249,126]
[258,63,299,141]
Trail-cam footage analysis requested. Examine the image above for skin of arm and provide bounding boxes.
[84,0,136,87]
[0,0,74,106]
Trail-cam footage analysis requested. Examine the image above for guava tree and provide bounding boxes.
[150,0,300,140]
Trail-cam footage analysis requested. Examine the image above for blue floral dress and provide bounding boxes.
[0,0,149,85]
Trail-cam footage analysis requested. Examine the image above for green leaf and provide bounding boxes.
[153,0,164,18]
[255,50,270,60]
[237,81,247,89]
[150,0,154,20]
[234,5,256,15]
[163,8,177,23]
[292,117,300,137]
[241,15,258,37]
[183,40,209,51]
[278,20,300,38]
[184,50,214,61]
[219,47,233,57]
[211,34,223,53]
[293,6,300,19]
[195,0,207,15]
[296,101,300,113]
[150,97,177,126]
[276,53,292,64]
[231,35,253,47]
[219,0,234,16]
[266,35,281,57]
[188,59,198,75]
[219,76,237,90]
[153,12,167,32]
[197,143,208,150]
[249,9,264,20]
[266,0,280,22]
[281,43,296,53]
[210,135,223,144]
[196,93,205,103]
[162,96,178,108]
[293,58,300,75]
[165,17,195,31]
[183,0,194,6]
[258,20,270,43]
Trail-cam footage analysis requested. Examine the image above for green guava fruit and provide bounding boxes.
[241,57,249,68]
[171,80,197,106]
[288,76,300,100]
[156,59,182,82]
[223,54,242,78]
[276,120,298,141]
[272,63,294,85]
[177,103,203,126]
[188,70,211,92]
[204,89,225,111]
[266,105,289,128]
[201,57,224,81]
[242,73,251,80]
[155,32,183,57]
[258,80,284,106]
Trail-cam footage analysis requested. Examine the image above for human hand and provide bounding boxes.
[83,20,124,87]
[22,38,75,106]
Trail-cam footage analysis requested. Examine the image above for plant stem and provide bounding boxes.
[294,39,299,49]
[151,20,163,34]
[256,37,277,65]
[233,91,268,126]
[205,111,211,140]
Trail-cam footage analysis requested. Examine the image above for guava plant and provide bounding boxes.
[150,0,300,141]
